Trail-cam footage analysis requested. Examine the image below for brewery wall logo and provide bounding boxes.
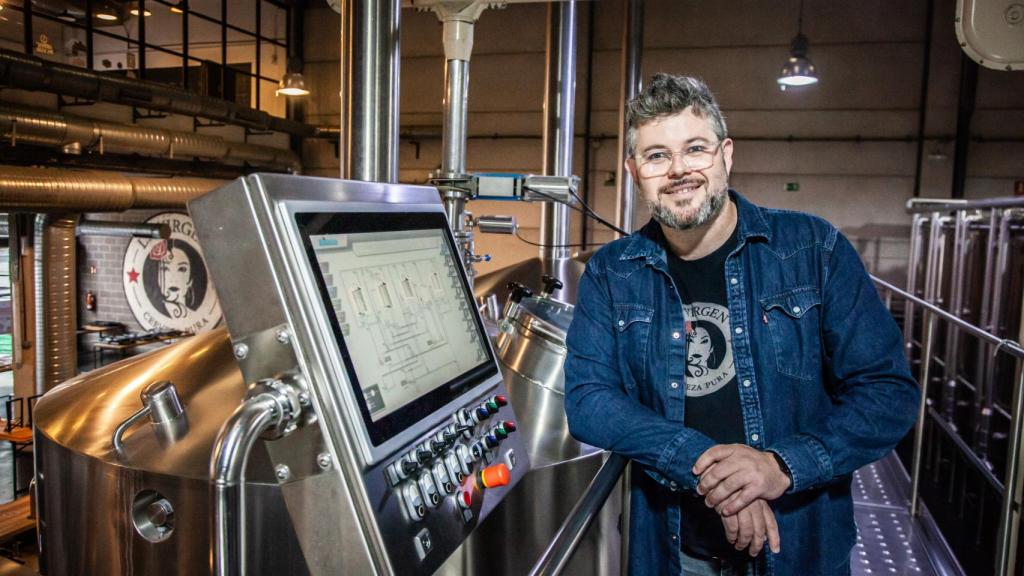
[683,302,735,397]
[123,212,222,333]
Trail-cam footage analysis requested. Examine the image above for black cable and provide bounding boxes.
[522,185,629,237]
[514,229,596,249]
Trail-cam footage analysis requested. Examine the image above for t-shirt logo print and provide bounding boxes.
[683,302,736,397]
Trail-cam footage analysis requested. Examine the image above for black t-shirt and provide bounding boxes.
[659,216,746,560]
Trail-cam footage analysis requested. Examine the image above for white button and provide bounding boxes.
[730,278,738,285]
[618,320,625,326]
[671,382,679,389]
[743,379,751,387]
[735,327,743,335]
[751,434,760,442]
[672,331,681,339]
[792,306,802,314]
[669,481,677,490]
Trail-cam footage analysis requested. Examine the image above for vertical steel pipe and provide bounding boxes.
[442,59,470,175]
[614,0,643,235]
[211,394,283,576]
[996,359,1024,575]
[904,213,926,361]
[910,310,938,517]
[978,210,1014,458]
[343,0,401,183]
[33,214,79,394]
[539,1,578,261]
[973,209,1001,454]
[941,211,968,421]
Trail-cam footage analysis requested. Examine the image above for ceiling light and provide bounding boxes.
[95,3,119,21]
[276,71,309,97]
[777,0,818,90]
[169,2,184,13]
[130,5,152,16]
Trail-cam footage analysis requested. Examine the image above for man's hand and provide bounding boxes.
[721,498,780,557]
[693,444,791,516]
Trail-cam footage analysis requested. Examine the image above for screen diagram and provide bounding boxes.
[310,229,489,421]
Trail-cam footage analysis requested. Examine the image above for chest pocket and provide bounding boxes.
[761,287,822,381]
[614,304,654,390]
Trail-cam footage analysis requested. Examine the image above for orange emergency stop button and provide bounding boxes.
[475,463,510,490]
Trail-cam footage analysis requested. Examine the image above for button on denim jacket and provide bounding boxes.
[564,190,920,576]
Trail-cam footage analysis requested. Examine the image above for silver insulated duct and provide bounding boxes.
[0,104,300,171]
[33,214,79,393]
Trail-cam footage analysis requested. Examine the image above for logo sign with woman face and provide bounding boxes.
[123,212,222,333]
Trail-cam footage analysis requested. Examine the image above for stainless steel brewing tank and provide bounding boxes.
[495,293,600,468]
[33,329,309,575]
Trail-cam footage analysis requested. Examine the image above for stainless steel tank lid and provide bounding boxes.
[512,296,574,345]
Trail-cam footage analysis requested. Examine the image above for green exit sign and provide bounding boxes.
[785,182,800,192]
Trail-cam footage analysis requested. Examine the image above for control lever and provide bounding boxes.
[507,281,533,303]
[430,439,446,455]
[540,274,563,298]
[415,448,433,465]
[401,460,419,475]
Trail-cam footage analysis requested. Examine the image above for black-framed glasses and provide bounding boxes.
[635,140,723,178]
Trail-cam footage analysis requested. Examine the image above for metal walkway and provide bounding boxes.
[852,455,963,576]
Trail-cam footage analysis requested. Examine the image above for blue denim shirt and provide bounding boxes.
[564,190,919,576]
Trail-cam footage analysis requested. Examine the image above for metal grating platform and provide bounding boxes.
[851,455,963,576]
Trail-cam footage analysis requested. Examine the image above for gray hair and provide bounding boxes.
[625,74,728,157]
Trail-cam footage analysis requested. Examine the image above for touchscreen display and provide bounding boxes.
[307,226,491,423]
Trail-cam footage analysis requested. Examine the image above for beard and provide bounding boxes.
[645,178,728,231]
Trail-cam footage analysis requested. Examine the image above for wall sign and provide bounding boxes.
[123,212,222,333]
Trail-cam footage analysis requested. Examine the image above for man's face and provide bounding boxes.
[626,107,733,230]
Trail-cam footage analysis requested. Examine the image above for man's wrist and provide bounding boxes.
[767,450,792,488]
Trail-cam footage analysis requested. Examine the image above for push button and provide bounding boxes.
[475,463,511,490]
[413,527,433,560]
[402,482,426,521]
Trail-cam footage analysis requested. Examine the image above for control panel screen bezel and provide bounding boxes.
[295,211,498,447]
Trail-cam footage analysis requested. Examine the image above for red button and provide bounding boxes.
[458,490,472,509]
[502,420,517,433]
[494,394,508,407]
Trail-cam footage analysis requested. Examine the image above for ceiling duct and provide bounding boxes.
[0,166,223,211]
[0,48,317,138]
[0,104,300,171]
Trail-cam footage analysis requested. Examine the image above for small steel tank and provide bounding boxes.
[33,330,308,575]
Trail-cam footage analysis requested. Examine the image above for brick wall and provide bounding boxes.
[77,210,172,331]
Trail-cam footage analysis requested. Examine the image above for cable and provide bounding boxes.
[522,185,629,237]
[514,229,597,249]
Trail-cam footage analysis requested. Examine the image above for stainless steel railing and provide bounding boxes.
[873,274,1024,576]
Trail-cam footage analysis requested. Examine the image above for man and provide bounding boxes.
[563,74,920,575]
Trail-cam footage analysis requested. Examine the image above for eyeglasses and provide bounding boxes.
[634,141,722,178]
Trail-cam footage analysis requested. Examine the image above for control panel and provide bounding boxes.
[364,387,528,573]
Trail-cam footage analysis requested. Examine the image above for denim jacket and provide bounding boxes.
[564,190,919,575]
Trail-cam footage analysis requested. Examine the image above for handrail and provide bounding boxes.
[872,276,1024,360]
[906,197,1024,213]
[872,274,1024,575]
[529,453,628,576]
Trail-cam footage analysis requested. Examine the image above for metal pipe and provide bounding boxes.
[872,277,1024,358]
[907,197,1024,212]
[77,220,170,239]
[614,0,643,235]
[904,213,926,361]
[0,48,315,137]
[996,359,1024,575]
[940,211,968,421]
[211,393,283,576]
[979,210,1014,457]
[441,59,469,175]
[0,166,223,211]
[973,208,1001,454]
[33,214,79,395]
[539,0,577,261]
[0,104,300,170]
[344,0,400,182]
[910,308,936,517]
[529,453,628,576]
